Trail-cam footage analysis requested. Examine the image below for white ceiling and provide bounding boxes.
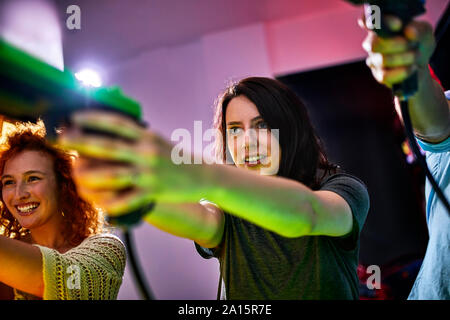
[56,0,352,69]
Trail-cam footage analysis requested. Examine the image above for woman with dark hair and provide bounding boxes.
[60,77,370,299]
[0,121,126,300]
[214,77,338,187]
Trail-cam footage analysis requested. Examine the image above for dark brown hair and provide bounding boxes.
[213,77,337,189]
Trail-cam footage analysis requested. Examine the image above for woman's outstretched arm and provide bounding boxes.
[0,236,44,297]
[61,111,354,239]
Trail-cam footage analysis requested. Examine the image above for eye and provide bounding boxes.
[256,121,268,130]
[1,180,14,187]
[227,127,243,135]
[28,176,41,183]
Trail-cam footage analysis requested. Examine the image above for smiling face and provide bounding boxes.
[1,150,60,230]
[225,95,280,175]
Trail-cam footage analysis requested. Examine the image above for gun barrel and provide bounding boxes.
[0,38,142,135]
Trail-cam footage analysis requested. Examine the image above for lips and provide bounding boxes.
[15,202,40,216]
[243,155,268,167]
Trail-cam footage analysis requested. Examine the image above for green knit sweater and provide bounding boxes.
[14,233,126,300]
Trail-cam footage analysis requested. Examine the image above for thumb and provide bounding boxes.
[404,20,433,42]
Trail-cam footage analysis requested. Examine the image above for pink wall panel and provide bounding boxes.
[266,7,366,76]
[265,1,449,76]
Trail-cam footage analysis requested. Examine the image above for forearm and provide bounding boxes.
[203,164,317,237]
[395,67,450,142]
[143,202,224,247]
[0,236,44,297]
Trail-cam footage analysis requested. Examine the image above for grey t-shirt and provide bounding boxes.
[195,173,370,300]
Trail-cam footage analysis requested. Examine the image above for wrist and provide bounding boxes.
[417,65,433,89]
[396,65,433,103]
[413,65,444,105]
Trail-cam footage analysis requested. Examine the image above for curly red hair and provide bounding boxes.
[0,120,104,246]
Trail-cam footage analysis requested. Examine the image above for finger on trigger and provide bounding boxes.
[404,20,433,42]
[371,36,411,54]
[384,65,417,86]
[382,51,416,68]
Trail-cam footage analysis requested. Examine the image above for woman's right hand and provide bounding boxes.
[59,111,211,219]
[360,14,435,88]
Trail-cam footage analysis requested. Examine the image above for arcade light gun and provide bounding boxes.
[0,38,142,138]
[0,38,154,299]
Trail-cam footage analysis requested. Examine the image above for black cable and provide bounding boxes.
[123,230,155,300]
[400,99,450,215]
[107,202,155,299]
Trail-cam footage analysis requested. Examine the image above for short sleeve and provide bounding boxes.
[320,173,370,250]
[415,90,450,153]
[194,213,226,260]
[416,136,450,153]
[195,242,220,259]
[33,233,126,300]
[194,200,225,259]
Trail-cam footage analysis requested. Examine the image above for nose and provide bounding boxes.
[15,181,31,200]
[243,128,259,152]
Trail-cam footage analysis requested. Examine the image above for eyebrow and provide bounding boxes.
[1,170,46,181]
[226,116,264,126]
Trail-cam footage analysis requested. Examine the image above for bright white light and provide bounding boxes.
[75,69,102,87]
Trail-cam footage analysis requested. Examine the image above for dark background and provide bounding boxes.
[278,61,430,266]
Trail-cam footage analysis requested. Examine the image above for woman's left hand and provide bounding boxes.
[58,111,207,218]
[361,15,435,88]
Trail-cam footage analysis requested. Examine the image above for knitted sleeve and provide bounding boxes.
[33,233,126,300]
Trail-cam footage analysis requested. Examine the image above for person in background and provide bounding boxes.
[361,14,450,299]
[0,120,126,300]
[59,77,370,299]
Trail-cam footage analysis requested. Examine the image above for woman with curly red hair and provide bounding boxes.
[0,120,126,300]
